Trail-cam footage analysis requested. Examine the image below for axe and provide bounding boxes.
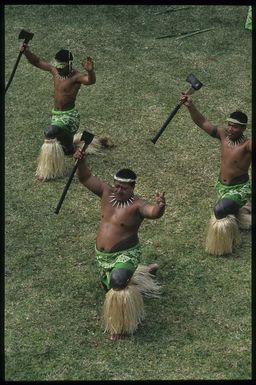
[151,74,203,144]
[54,131,95,215]
[5,29,34,94]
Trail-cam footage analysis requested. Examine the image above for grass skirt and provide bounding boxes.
[205,215,241,256]
[103,285,145,336]
[35,138,66,181]
[73,132,115,154]
[36,133,115,181]
[130,264,161,298]
[236,201,251,230]
[103,264,161,336]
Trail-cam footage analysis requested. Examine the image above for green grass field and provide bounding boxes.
[4,4,252,380]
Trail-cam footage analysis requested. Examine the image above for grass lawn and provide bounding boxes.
[4,4,252,380]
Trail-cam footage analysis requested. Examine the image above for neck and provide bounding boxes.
[56,69,73,80]
[226,133,246,147]
[109,193,134,208]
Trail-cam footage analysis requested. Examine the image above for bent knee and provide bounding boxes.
[214,199,240,219]
[44,125,61,139]
[44,125,74,154]
[110,268,133,290]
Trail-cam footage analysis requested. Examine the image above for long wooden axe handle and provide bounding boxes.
[151,74,203,144]
[5,30,34,94]
[54,131,94,215]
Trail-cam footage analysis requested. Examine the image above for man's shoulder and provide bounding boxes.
[209,125,225,139]
[49,66,59,75]
[102,183,113,194]
[245,137,252,152]
[67,70,86,84]
[134,197,147,207]
[216,126,226,139]
[72,69,83,78]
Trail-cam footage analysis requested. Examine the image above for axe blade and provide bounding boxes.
[151,73,203,144]
[81,130,94,145]
[5,30,34,94]
[18,29,34,43]
[186,73,203,90]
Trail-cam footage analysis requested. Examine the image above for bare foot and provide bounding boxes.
[36,177,47,182]
[110,333,123,341]
[148,263,159,275]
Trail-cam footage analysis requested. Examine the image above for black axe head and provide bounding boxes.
[186,73,203,90]
[81,130,95,145]
[18,29,34,43]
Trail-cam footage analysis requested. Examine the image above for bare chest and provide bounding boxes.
[221,139,248,164]
[101,200,142,228]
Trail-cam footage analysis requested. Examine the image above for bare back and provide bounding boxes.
[52,69,82,110]
[22,47,96,111]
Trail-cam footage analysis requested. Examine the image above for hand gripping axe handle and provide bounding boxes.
[151,74,203,144]
[54,131,95,215]
[5,29,34,94]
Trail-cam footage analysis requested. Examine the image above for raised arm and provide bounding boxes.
[21,43,54,72]
[74,147,107,197]
[181,93,220,138]
[76,56,96,85]
[139,192,166,219]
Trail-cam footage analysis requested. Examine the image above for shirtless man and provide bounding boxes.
[181,93,251,255]
[74,147,166,339]
[21,43,97,180]
[22,43,95,153]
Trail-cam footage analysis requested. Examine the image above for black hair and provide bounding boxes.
[229,110,248,125]
[55,49,73,63]
[115,168,137,187]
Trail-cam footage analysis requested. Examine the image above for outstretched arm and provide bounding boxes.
[74,147,107,197]
[76,56,96,85]
[21,43,54,72]
[139,192,166,219]
[181,93,220,138]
